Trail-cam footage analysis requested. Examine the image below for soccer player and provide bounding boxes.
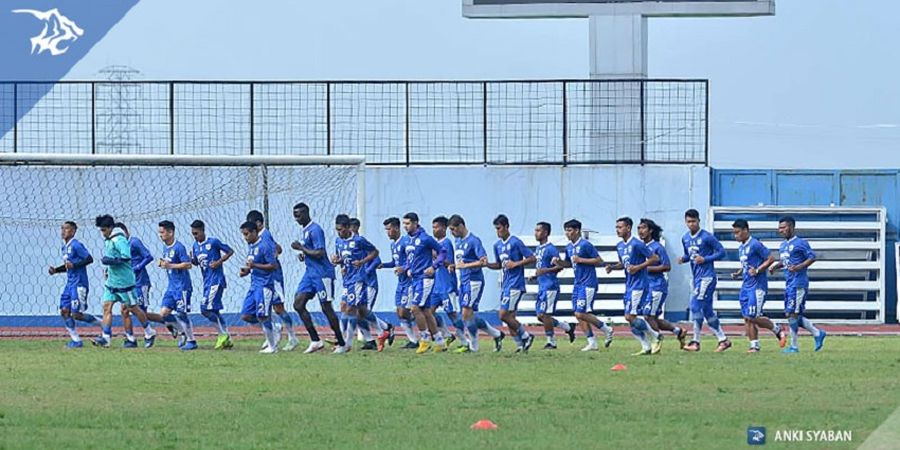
[49,221,100,348]
[349,218,393,351]
[637,218,687,348]
[155,220,198,350]
[291,203,345,353]
[605,217,662,355]
[117,223,158,348]
[769,216,826,353]
[486,214,536,353]
[379,217,420,349]
[92,215,156,348]
[530,221,575,350]
[331,214,379,353]
[448,214,505,353]
[239,221,280,354]
[402,212,448,354]
[731,219,786,353]
[558,219,613,352]
[190,220,235,350]
[431,216,466,347]
[677,209,732,352]
[247,210,298,351]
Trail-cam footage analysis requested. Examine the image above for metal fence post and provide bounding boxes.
[326,82,332,156]
[562,81,568,166]
[405,82,410,166]
[640,80,646,165]
[91,82,96,154]
[482,81,488,165]
[249,82,255,155]
[12,83,17,153]
[169,82,175,155]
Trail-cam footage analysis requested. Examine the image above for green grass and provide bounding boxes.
[1,335,898,450]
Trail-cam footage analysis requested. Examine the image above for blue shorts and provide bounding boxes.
[410,277,435,309]
[132,285,151,311]
[201,284,225,311]
[784,284,808,315]
[431,290,459,314]
[739,286,767,319]
[647,290,668,317]
[367,285,379,310]
[689,276,717,317]
[242,285,274,318]
[296,275,335,304]
[459,280,485,312]
[341,281,367,308]
[535,287,559,315]
[499,286,525,312]
[161,289,192,313]
[394,281,412,309]
[572,283,596,313]
[271,277,285,306]
[59,284,89,313]
[623,286,649,316]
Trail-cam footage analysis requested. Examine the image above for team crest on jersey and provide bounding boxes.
[169,250,175,258]
[205,244,211,251]
[349,241,356,248]
[789,244,794,251]
[415,238,421,245]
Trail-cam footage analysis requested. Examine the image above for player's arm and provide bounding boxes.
[162,246,193,270]
[49,263,66,275]
[789,243,816,273]
[251,248,278,272]
[505,240,535,270]
[211,241,234,269]
[751,252,776,276]
[353,239,379,267]
[628,245,659,274]
[701,237,726,264]
[536,254,565,277]
[134,240,154,272]
[647,261,670,273]
[769,260,783,274]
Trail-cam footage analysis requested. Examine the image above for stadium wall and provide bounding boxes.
[711,169,899,324]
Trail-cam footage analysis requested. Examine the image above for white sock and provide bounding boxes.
[400,320,418,343]
[482,322,502,338]
[587,336,597,346]
[639,334,651,351]
[376,316,390,332]
[66,326,80,342]
[711,324,727,341]
[750,339,760,349]
[144,324,156,339]
[125,332,136,343]
[800,317,821,337]
[434,333,445,345]
[547,335,556,345]
[360,324,373,341]
[558,321,571,332]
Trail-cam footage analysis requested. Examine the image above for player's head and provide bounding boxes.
[684,209,701,234]
[638,218,662,243]
[240,221,259,243]
[335,214,352,239]
[190,219,206,242]
[492,214,510,239]
[383,217,401,240]
[293,202,311,226]
[61,221,77,240]
[432,216,449,239]
[349,218,361,235]
[402,212,419,235]
[615,217,633,238]
[158,220,176,244]
[95,214,115,239]
[534,221,551,242]
[563,219,581,243]
[778,216,796,239]
[448,214,467,238]
[246,210,265,231]
[731,218,750,242]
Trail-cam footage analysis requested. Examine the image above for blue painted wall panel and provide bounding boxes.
[714,171,772,206]
[775,172,836,206]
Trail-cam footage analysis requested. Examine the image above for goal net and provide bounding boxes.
[0,154,364,324]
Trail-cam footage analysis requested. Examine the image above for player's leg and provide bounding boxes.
[201,285,231,350]
[443,293,466,345]
[270,301,298,351]
[750,288,785,348]
[293,280,320,344]
[92,288,118,348]
[545,290,574,346]
[506,289,532,352]
[696,278,729,352]
[172,290,197,350]
[791,286,824,351]
[59,287,83,348]
[258,287,279,354]
[625,290,652,356]
[535,289,557,349]
[317,277,345,348]
[120,303,138,348]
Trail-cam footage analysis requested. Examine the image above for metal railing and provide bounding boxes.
[0,79,708,165]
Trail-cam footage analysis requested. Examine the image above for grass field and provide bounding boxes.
[1,335,898,450]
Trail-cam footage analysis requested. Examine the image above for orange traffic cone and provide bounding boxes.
[471,419,499,430]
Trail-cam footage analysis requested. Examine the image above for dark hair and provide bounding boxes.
[448,214,466,227]
[383,217,400,228]
[432,216,449,227]
[685,209,701,220]
[403,212,419,223]
[778,216,796,227]
[492,214,509,228]
[95,215,115,229]
[240,221,257,232]
[335,214,351,227]
[564,219,581,231]
[640,218,663,241]
[293,202,309,211]
[64,221,78,230]
[732,219,750,231]
[114,222,127,233]
[617,217,633,228]
[158,220,175,232]
[190,220,205,230]
[246,210,264,224]
[349,218,361,228]
[536,221,551,234]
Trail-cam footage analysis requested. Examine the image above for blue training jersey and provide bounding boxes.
[301,222,334,280]
[162,241,192,292]
[247,238,275,288]
[681,229,725,281]
[335,235,377,286]
[192,237,232,289]
[129,237,153,288]
[646,240,669,293]
[779,236,816,287]
[493,235,533,291]
[434,237,458,294]
[738,237,770,290]
[365,255,381,288]
[62,238,90,287]
[566,238,599,288]
[616,236,652,291]
[454,233,487,284]
[534,242,560,290]
[404,227,446,280]
[260,228,284,281]
[381,235,411,285]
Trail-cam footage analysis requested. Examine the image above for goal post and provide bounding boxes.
[0,153,365,324]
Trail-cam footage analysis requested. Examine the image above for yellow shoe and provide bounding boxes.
[632,349,651,356]
[433,343,446,353]
[651,337,662,355]
[416,340,431,354]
